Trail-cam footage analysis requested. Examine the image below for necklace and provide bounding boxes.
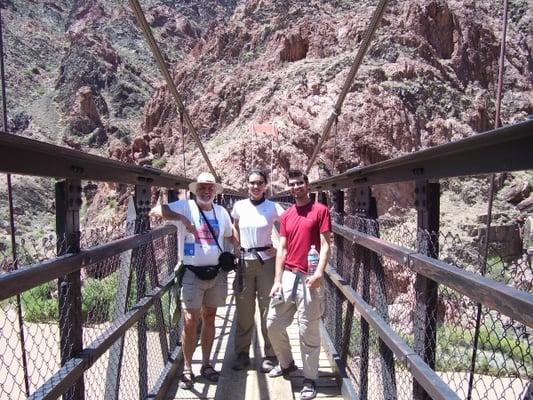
[250,196,266,206]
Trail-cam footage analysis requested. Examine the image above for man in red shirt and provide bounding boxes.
[267,170,331,400]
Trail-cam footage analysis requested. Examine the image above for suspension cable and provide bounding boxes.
[467,1,509,398]
[0,8,30,396]
[305,0,390,174]
[179,111,187,177]
[128,0,219,181]
[332,114,338,172]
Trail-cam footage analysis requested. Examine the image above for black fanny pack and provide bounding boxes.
[185,264,220,280]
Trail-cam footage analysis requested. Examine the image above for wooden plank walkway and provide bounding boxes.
[164,275,343,400]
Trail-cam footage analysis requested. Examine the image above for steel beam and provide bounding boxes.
[0,133,191,188]
[275,120,533,195]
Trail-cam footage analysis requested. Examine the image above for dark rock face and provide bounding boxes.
[279,33,309,62]
[407,1,457,60]
[55,33,116,114]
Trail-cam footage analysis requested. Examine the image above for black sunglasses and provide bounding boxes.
[288,180,306,187]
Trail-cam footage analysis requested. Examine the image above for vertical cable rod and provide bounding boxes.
[305,0,390,174]
[128,0,219,181]
[467,1,509,398]
[0,7,30,396]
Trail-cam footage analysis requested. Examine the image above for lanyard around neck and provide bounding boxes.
[196,202,223,253]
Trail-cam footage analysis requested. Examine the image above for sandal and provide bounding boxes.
[200,364,220,382]
[300,378,317,400]
[179,369,194,390]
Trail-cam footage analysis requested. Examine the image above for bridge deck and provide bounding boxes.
[164,276,342,400]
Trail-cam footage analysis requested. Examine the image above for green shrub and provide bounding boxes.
[82,273,118,323]
[18,271,173,330]
[21,282,59,322]
[152,157,166,169]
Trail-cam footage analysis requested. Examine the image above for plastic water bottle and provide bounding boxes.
[307,245,319,275]
[183,233,195,264]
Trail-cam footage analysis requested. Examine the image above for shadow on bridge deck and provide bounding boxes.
[163,276,342,400]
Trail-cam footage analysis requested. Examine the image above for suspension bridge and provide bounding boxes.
[0,1,532,399]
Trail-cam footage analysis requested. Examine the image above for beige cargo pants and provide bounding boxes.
[266,269,325,380]
[234,257,276,357]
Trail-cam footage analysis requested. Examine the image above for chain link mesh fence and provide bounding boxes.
[325,206,532,399]
[0,224,178,399]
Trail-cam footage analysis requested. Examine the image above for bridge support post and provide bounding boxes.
[56,179,84,400]
[347,186,397,400]
[104,197,136,400]
[332,189,344,351]
[134,184,151,399]
[167,189,180,351]
[413,180,440,400]
[347,187,373,400]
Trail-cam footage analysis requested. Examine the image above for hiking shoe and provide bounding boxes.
[300,379,317,400]
[179,370,194,390]
[268,361,298,378]
[200,364,220,382]
[232,352,251,371]
[260,356,277,373]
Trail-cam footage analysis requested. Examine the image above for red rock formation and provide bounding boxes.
[75,86,101,125]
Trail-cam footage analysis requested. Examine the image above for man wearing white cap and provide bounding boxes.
[150,172,233,390]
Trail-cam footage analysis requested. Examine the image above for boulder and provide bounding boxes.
[76,86,101,125]
[517,195,533,213]
[131,136,150,155]
[476,224,522,261]
[504,181,532,205]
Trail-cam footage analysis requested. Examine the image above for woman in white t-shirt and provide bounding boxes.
[231,169,284,372]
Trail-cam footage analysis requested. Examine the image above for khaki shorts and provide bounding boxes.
[180,268,228,310]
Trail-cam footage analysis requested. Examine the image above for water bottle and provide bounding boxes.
[183,232,195,264]
[307,245,319,275]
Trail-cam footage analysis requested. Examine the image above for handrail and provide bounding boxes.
[0,133,248,196]
[326,266,460,400]
[0,224,176,301]
[332,222,533,328]
[0,133,192,188]
[277,119,533,195]
[27,275,175,400]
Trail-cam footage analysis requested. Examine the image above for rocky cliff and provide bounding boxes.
[0,0,532,242]
[134,0,532,193]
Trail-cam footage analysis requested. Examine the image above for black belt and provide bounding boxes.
[241,245,272,252]
[236,245,274,293]
[241,245,272,264]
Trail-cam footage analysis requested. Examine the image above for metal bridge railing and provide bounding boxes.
[0,132,244,399]
[273,120,533,400]
[323,217,531,400]
[0,225,179,400]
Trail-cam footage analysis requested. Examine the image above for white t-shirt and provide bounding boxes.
[231,199,284,261]
[168,200,232,267]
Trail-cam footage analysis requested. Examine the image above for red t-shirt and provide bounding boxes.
[279,201,331,273]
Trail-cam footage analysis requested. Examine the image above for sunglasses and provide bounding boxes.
[248,180,266,186]
[288,180,306,187]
